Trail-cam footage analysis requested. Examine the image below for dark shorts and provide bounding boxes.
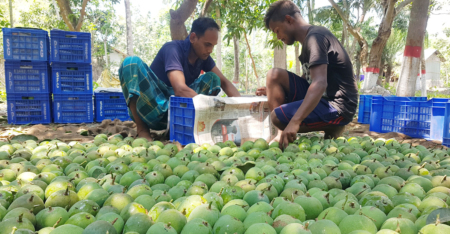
[274,71,350,127]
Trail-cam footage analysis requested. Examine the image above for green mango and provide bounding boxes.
[36,207,69,229]
[82,220,117,234]
[50,224,84,234]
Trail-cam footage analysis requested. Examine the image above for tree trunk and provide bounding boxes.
[243,31,259,87]
[170,0,199,40]
[349,37,357,66]
[9,0,13,27]
[51,0,61,20]
[307,0,314,23]
[245,55,249,94]
[215,8,222,70]
[364,0,398,90]
[385,63,392,85]
[125,0,133,56]
[200,0,213,17]
[104,38,108,68]
[295,43,301,75]
[233,35,239,85]
[355,48,361,82]
[55,0,89,31]
[341,0,349,49]
[328,0,369,74]
[274,44,287,69]
[397,0,430,96]
[420,48,427,96]
[377,58,385,85]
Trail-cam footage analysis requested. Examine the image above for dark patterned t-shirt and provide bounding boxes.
[299,26,358,121]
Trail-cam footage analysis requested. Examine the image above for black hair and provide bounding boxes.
[190,17,220,37]
[264,0,302,29]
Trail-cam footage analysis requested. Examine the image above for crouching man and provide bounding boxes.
[257,1,358,148]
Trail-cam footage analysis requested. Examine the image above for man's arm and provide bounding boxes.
[168,70,198,98]
[279,64,328,148]
[210,66,241,97]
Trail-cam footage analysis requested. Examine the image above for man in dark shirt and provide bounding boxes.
[257,0,358,148]
[119,18,240,141]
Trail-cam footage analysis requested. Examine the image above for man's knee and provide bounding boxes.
[270,110,286,130]
[266,68,288,85]
[206,72,221,83]
[121,56,145,71]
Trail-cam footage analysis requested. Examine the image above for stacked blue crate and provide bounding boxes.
[2,28,51,125]
[50,30,93,123]
[94,92,131,122]
[443,102,450,147]
[370,96,448,140]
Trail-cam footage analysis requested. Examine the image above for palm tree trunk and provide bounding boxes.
[295,43,301,75]
[215,8,222,70]
[125,0,133,56]
[245,56,249,94]
[104,38,108,67]
[341,0,349,49]
[9,0,13,27]
[274,44,287,69]
[233,35,239,84]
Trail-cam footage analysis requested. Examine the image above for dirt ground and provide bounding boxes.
[0,115,446,149]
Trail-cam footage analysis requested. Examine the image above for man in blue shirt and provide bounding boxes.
[119,18,240,141]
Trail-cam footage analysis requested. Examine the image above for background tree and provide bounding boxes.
[397,0,431,96]
[221,0,276,87]
[55,0,90,31]
[381,28,407,85]
[169,0,213,40]
[125,0,133,56]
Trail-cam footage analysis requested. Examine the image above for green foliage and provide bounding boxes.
[0,7,11,28]
[220,0,276,44]
[93,82,99,91]
[0,90,6,102]
[426,91,450,99]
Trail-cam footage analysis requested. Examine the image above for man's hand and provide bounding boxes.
[211,67,241,97]
[256,87,267,96]
[279,120,300,150]
[168,70,198,98]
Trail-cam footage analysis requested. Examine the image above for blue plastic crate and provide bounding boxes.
[2,28,49,61]
[443,102,450,147]
[430,98,449,141]
[410,97,428,101]
[94,92,131,122]
[51,63,92,94]
[358,95,380,124]
[50,30,91,63]
[4,61,50,93]
[7,93,51,124]
[53,94,93,123]
[169,96,195,145]
[370,96,447,140]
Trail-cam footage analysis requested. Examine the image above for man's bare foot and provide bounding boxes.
[269,129,283,144]
[324,125,346,139]
[137,131,153,142]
